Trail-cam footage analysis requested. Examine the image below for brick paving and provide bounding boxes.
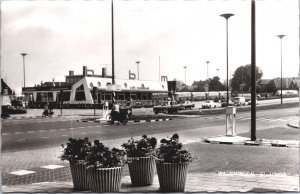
[2,172,299,192]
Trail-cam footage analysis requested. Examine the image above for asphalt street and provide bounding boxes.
[1,105,299,187]
[2,107,298,152]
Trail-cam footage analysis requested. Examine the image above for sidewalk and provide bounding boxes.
[2,172,299,193]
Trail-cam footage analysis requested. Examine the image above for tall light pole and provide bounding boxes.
[159,56,161,81]
[206,61,210,80]
[216,68,219,77]
[21,53,28,88]
[206,61,210,97]
[111,0,115,104]
[136,61,140,80]
[183,66,187,85]
[277,34,285,106]
[111,0,115,85]
[220,13,234,106]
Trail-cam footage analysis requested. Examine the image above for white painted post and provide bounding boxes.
[226,106,236,136]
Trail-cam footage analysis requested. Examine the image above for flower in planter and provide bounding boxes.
[122,135,157,186]
[85,140,127,169]
[60,137,92,191]
[122,135,157,158]
[60,137,92,162]
[155,133,194,163]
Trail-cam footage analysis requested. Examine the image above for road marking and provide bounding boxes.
[9,170,36,176]
[2,133,9,136]
[42,137,49,139]
[27,131,35,133]
[81,133,87,135]
[60,128,67,131]
[61,134,68,137]
[49,129,57,132]
[39,130,46,132]
[15,132,24,135]
[41,165,65,170]
[17,139,25,142]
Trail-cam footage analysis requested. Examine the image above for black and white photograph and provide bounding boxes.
[1,0,299,192]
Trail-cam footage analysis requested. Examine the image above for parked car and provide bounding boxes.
[232,97,246,106]
[181,101,195,110]
[153,101,183,114]
[202,100,221,109]
[220,99,234,107]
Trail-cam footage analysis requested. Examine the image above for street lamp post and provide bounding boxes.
[277,34,285,106]
[206,61,210,80]
[183,66,187,85]
[216,68,219,77]
[220,13,234,106]
[206,61,210,98]
[21,53,28,107]
[159,56,161,81]
[20,53,28,88]
[136,61,140,80]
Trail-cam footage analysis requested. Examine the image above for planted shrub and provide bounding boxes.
[60,137,92,191]
[122,135,157,157]
[122,135,157,186]
[155,133,194,163]
[60,137,91,162]
[85,140,127,169]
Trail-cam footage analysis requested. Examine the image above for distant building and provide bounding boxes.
[22,66,168,108]
[1,79,13,106]
[258,78,299,91]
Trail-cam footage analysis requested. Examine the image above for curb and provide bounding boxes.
[203,138,299,148]
[78,118,173,123]
[287,123,299,129]
[2,116,47,120]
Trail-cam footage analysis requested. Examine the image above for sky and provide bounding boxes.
[1,0,299,95]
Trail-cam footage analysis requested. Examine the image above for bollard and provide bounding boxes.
[225,106,236,136]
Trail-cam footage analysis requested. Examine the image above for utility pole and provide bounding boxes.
[250,0,256,141]
[111,0,115,104]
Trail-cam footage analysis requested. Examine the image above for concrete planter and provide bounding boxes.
[69,160,89,191]
[88,167,123,192]
[128,156,155,186]
[156,162,189,192]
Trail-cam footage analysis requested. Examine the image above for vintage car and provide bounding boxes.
[153,101,183,114]
[202,100,221,109]
[181,101,195,110]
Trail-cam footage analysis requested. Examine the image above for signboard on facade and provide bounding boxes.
[106,84,121,91]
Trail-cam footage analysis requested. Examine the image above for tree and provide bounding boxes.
[231,64,263,93]
[264,81,277,94]
[209,76,226,91]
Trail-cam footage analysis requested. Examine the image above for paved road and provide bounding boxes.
[2,106,298,186]
[2,107,298,153]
